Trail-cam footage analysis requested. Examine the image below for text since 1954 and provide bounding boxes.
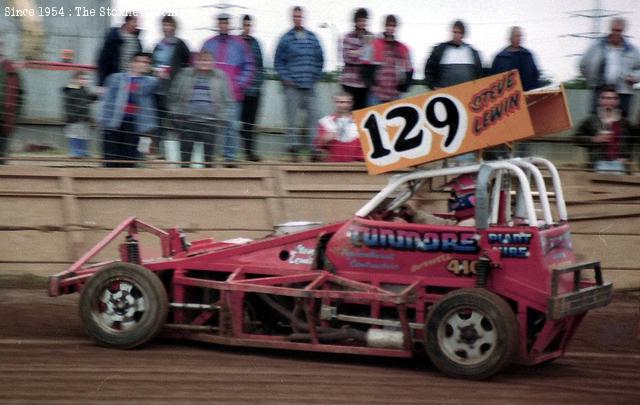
[4,6,144,17]
[5,6,65,17]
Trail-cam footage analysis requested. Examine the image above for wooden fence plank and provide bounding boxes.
[573,234,640,270]
[58,175,85,260]
[0,165,639,289]
[0,197,65,227]
[78,198,274,230]
[0,231,69,262]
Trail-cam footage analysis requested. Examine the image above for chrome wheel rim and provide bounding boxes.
[94,279,146,332]
[437,307,497,366]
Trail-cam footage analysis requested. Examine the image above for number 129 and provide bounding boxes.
[361,94,468,167]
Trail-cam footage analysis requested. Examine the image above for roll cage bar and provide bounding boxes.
[356,157,568,229]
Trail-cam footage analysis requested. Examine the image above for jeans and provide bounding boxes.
[594,160,626,174]
[224,102,242,162]
[64,122,92,157]
[283,86,318,152]
[69,138,89,158]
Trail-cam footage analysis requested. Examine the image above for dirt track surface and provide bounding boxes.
[0,289,639,404]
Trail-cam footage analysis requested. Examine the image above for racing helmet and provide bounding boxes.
[445,174,476,220]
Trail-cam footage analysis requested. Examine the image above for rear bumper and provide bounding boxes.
[547,261,613,320]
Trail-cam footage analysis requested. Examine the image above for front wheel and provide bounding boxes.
[425,288,519,379]
[79,262,168,349]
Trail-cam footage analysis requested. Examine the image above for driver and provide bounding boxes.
[395,204,456,225]
[446,173,476,226]
[399,173,476,226]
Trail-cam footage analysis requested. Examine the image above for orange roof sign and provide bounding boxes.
[353,70,568,175]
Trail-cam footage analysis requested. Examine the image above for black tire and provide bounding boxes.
[425,288,518,380]
[79,262,168,349]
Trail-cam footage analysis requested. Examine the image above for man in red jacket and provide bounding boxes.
[313,93,363,162]
[367,15,413,106]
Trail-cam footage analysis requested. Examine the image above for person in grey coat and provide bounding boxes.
[168,51,233,167]
[579,17,640,117]
[100,52,159,167]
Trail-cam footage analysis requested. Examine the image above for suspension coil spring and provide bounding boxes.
[475,256,491,288]
[125,235,141,264]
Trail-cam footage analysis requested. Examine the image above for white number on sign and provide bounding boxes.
[361,95,467,167]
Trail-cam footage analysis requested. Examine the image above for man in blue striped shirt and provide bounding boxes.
[274,6,324,162]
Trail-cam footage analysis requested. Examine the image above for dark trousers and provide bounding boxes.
[103,119,140,167]
[240,93,261,159]
[180,120,216,168]
[342,85,369,111]
[0,126,8,165]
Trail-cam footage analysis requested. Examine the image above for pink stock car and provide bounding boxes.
[49,157,612,379]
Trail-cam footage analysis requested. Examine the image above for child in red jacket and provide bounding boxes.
[313,93,363,162]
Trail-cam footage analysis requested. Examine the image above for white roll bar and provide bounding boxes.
[508,160,554,225]
[524,157,569,221]
[356,160,540,227]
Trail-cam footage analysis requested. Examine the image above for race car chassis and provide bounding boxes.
[48,158,613,379]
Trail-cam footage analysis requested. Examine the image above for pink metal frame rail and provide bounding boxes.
[170,267,420,355]
[49,217,170,296]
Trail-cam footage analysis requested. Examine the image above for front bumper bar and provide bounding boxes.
[547,261,613,320]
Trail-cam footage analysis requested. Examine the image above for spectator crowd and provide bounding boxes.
[0,7,639,172]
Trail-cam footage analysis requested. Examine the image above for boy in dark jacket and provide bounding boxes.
[574,86,634,174]
[62,71,97,157]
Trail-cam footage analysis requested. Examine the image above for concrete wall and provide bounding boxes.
[0,0,110,63]
[1,0,109,122]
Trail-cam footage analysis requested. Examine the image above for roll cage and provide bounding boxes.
[356,157,568,229]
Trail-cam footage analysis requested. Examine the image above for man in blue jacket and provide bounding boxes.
[274,6,324,162]
[491,26,540,91]
[101,52,159,167]
[486,26,541,159]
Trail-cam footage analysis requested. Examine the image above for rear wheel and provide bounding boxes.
[79,262,168,349]
[425,288,518,379]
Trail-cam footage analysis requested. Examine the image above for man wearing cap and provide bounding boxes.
[201,13,255,166]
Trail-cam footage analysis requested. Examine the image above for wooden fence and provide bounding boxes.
[0,165,638,289]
